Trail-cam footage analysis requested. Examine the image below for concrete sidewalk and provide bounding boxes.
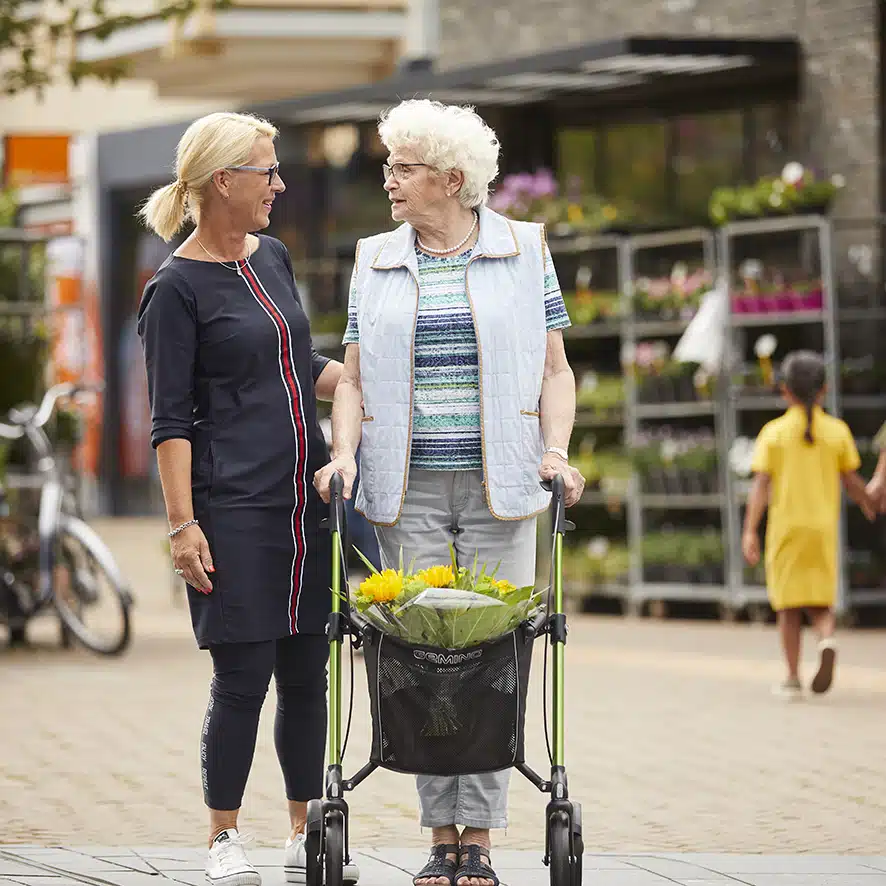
[3,846,886,886]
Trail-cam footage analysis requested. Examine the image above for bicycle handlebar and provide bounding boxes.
[7,381,104,430]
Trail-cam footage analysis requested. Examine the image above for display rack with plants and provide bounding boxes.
[631,428,720,496]
[558,235,631,605]
[717,213,883,616]
[641,529,725,586]
[562,536,630,601]
[619,228,728,611]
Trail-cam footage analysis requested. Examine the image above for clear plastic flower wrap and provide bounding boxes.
[349,546,544,650]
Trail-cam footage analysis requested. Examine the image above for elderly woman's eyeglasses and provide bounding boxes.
[382,162,427,181]
[226,163,281,185]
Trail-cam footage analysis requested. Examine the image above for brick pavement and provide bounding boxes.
[2,518,886,855]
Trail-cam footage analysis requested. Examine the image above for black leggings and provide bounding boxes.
[202,634,329,811]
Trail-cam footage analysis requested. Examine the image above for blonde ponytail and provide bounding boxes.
[137,111,279,241]
[139,180,189,242]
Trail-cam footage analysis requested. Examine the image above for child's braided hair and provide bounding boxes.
[781,350,826,444]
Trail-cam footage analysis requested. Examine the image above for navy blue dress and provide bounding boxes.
[138,235,332,647]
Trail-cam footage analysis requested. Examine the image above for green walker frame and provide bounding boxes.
[304,473,583,886]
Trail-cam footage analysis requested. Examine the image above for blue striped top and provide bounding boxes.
[343,240,569,470]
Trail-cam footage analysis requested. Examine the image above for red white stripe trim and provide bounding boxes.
[238,257,308,633]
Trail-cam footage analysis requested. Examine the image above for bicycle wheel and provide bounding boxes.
[52,515,132,655]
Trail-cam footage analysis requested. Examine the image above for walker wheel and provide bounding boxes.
[324,810,345,886]
[571,802,583,886]
[304,799,323,886]
[547,812,571,886]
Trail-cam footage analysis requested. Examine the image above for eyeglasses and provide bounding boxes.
[226,163,281,185]
[382,162,428,181]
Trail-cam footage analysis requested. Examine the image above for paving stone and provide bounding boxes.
[736,877,886,886]
[1,879,86,886]
[670,856,878,874]
[0,864,46,879]
[619,855,732,880]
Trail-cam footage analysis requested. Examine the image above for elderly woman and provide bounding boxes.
[314,100,584,886]
[138,112,359,886]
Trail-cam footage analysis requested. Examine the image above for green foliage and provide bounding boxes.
[1,0,232,96]
[641,529,723,566]
[562,540,629,588]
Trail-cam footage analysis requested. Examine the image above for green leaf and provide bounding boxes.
[352,545,380,575]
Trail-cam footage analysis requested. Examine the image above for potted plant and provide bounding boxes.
[710,162,845,225]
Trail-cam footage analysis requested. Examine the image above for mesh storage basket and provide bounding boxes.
[362,627,534,775]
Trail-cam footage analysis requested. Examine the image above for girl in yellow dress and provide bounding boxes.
[742,351,874,699]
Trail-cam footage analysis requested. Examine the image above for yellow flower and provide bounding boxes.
[602,204,618,221]
[358,569,403,603]
[493,579,517,597]
[567,204,584,224]
[416,565,454,588]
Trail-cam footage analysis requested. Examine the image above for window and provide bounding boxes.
[557,128,598,195]
[752,103,798,178]
[602,123,668,216]
[673,112,744,220]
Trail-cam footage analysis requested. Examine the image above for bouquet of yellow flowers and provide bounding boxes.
[351,547,543,649]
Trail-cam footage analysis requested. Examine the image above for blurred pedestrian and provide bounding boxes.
[864,422,886,510]
[137,112,358,886]
[742,350,874,700]
[314,98,585,886]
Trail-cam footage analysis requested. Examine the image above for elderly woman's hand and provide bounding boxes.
[538,452,585,507]
[313,455,358,503]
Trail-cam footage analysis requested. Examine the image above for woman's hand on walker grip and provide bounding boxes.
[314,456,358,503]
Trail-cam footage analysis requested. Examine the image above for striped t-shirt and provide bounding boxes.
[342,240,570,470]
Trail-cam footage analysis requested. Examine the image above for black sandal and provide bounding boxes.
[455,845,500,886]
[413,843,459,886]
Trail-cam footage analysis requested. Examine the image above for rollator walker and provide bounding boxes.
[306,472,583,886]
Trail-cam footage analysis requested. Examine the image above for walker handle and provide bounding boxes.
[540,474,566,534]
[329,471,345,535]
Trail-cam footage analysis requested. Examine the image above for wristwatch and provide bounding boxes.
[544,446,569,462]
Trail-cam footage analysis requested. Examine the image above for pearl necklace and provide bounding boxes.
[416,212,478,255]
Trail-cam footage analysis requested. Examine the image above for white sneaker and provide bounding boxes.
[811,638,837,695]
[284,831,360,884]
[772,677,803,701]
[206,829,261,886]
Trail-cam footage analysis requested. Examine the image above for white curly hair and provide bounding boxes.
[377,99,500,208]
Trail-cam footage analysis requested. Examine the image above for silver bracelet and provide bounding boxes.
[168,518,199,538]
[544,446,569,462]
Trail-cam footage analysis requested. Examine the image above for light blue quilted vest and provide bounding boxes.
[351,206,550,525]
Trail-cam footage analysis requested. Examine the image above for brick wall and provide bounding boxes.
[438,0,880,221]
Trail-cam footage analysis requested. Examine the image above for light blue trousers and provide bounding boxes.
[374,469,537,829]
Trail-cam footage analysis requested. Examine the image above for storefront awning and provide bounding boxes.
[256,36,800,123]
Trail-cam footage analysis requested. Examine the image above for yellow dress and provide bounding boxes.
[750,405,860,610]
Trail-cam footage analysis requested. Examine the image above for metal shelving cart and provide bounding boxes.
[620,228,726,613]
[550,233,631,606]
[718,215,845,616]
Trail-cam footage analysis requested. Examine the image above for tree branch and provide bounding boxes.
[1,0,232,96]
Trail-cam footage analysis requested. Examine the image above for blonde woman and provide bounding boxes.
[137,112,358,886]
[314,99,585,886]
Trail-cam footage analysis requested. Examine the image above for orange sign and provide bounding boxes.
[3,135,70,187]
[44,236,104,480]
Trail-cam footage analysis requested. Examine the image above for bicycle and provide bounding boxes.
[0,382,133,655]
